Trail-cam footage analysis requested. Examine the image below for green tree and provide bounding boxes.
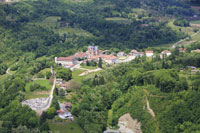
[56,68,72,81]
[98,57,103,68]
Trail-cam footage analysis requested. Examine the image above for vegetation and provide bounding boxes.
[0,0,199,132]
[71,46,200,132]
[174,18,190,27]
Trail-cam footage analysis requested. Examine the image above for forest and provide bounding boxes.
[0,0,200,132]
[71,45,200,132]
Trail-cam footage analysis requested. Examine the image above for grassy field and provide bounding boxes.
[167,19,195,35]
[29,16,61,29]
[105,17,132,24]
[80,64,98,70]
[190,20,200,24]
[72,69,86,82]
[48,121,84,133]
[25,79,52,99]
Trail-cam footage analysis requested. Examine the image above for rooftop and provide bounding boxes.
[57,56,75,61]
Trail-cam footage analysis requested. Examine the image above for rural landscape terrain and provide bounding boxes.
[0,0,200,133]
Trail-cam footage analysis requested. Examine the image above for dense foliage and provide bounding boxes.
[72,48,200,132]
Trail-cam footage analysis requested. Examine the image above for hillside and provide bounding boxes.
[0,0,200,132]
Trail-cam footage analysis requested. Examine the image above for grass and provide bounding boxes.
[192,31,200,41]
[48,121,84,133]
[190,20,200,24]
[29,16,61,29]
[167,19,195,35]
[72,69,86,82]
[25,79,52,99]
[105,17,132,24]
[25,79,52,91]
[80,64,98,70]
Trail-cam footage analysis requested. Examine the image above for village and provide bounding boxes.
[21,44,200,123]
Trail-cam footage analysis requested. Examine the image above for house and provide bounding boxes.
[74,52,87,59]
[58,111,74,120]
[130,49,140,57]
[179,48,187,53]
[56,78,64,85]
[60,83,68,89]
[187,66,197,70]
[141,24,149,27]
[191,70,200,74]
[160,50,171,58]
[117,52,126,57]
[101,55,118,64]
[65,102,72,109]
[139,52,144,56]
[145,51,154,57]
[55,56,77,67]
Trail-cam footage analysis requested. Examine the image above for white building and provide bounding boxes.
[160,50,171,58]
[117,52,126,57]
[55,56,77,67]
[145,51,154,57]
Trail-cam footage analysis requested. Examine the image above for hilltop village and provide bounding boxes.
[54,45,176,69]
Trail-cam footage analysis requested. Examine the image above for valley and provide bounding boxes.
[0,0,200,133]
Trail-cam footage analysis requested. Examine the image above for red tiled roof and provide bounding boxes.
[60,83,68,87]
[145,51,153,53]
[66,102,71,107]
[75,52,87,58]
[162,50,171,54]
[131,50,138,53]
[57,56,75,61]
[100,55,117,60]
[179,48,187,51]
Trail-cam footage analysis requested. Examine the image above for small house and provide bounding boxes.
[179,48,187,53]
[56,79,64,85]
[160,50,171,58]
[117,52,126,57]
[145,51,154,57]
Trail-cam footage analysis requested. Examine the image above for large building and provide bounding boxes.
[87,45,99,58]
[55,56,77,67]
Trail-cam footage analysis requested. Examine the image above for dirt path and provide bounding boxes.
[146,97,155,118]
[79,68,102,76]
[6,68,12,75]
[118,113,142,133]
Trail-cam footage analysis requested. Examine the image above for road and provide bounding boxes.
[42,77,56,111]
[171,30,200,48]
[6,68,12,75]
[36,77,56,115]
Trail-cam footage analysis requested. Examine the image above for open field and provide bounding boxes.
[25,91,49,99]
[80,64,98,70]
[72,69,86,82]
[167,19,195,35]
[25,79,52,99]
[48,120,84,133]
[190,20,200,24]
[29,16,61,29]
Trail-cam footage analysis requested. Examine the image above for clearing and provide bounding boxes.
[25,79,52,99]
[118,113,142,133]
[48,120,84,133]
